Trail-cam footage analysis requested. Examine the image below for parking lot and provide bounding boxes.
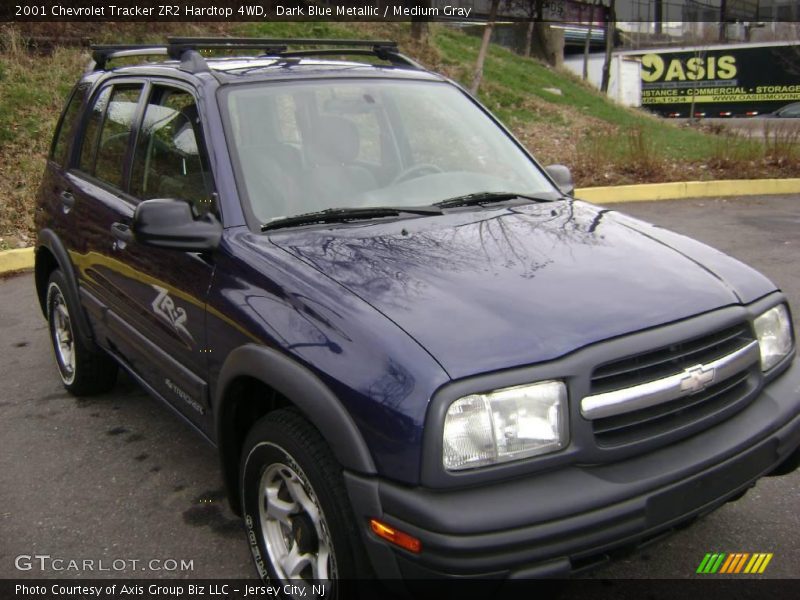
[1,194,798,580]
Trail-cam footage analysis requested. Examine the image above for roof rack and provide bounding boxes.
[88,37,423,73]
[89,45,170,72]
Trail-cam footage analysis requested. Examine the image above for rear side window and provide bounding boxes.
[78,84,144,189]
[51,83,89,166]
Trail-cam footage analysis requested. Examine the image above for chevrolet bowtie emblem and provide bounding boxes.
[680,364,716,394]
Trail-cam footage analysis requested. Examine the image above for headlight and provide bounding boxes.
[754,304,793,371]
[442,381,567,471]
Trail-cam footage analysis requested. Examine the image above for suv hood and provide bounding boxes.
[267,200,775,379]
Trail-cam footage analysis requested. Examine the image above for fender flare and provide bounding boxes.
[214,344,377,475]
[36,229,95,349]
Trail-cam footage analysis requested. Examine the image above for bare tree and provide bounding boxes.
[654,0,663,35]
[503,0,539,56]
[410,0,431,42]
[719,0,728,42]
[532,22,565,67]
[600,0,616,93]
[503,0,563,66]
[470,0,500,95]
[582,0,600,80]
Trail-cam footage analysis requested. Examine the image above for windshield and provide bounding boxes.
[222,79,555,225]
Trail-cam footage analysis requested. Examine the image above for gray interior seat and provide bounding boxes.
[306,116,377,207]
[239,142,308,221]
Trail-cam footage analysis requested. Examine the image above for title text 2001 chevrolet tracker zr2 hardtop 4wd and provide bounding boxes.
[35,37,800,590]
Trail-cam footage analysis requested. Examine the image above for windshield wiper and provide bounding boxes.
[434,192,554,209]
[261,206,442,232]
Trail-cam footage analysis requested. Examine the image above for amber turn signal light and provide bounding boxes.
[369,518,422,554]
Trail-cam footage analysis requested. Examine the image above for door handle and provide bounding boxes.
[60,191,75,213]
[110,222,133,249]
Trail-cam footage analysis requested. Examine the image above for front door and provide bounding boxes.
[73,79,216,433]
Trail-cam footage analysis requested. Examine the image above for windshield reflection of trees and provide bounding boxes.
[285,200,610,310]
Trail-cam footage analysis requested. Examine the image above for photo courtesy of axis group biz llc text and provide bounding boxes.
[1,1,800,599]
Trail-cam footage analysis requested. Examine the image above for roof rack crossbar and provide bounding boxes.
[276,48,422,69]
[167,37,420,69]
[167,37,398,50]
[89,37,420,73]
[166,42,291,58]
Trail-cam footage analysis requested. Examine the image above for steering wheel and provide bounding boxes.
[391,163,443,184]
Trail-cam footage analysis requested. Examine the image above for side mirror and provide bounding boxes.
[133,199,222,252]
[545,164,575,196]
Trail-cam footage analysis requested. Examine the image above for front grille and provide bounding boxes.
[588,322,757,446]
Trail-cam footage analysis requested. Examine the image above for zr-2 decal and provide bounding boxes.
[151,285,194,345]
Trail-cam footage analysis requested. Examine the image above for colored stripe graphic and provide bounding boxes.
[699,552,773,574]
[697,553,727,573]
[719,554,736,574]
[719,553,750,573]
[759,554,774,573]
[744,553,774,574]
[734,553,750,573]
[696,553,713,573]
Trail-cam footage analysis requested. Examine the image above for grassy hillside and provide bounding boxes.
[423,26,797,186]
[0,31,84,249]
[1,22,796,249]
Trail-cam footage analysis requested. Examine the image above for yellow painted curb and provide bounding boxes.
[0,247,34,274]
[575,178,800,204]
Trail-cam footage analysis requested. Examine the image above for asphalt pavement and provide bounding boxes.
[0,194,798,580]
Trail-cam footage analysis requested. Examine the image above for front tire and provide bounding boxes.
[240,410,368,593]
[46,270,117,395]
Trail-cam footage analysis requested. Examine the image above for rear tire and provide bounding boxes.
[46,270,118,395]
[240,409,370,596]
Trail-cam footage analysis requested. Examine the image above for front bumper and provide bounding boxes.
[344,357,800,579]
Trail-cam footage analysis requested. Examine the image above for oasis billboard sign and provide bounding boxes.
[638,43,800,117]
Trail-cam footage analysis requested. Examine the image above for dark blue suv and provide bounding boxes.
[35,38,800,587]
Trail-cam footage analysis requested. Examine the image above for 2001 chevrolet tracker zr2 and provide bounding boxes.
[35,37,800,588]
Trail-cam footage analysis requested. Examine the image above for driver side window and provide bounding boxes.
[130,87,214,215]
